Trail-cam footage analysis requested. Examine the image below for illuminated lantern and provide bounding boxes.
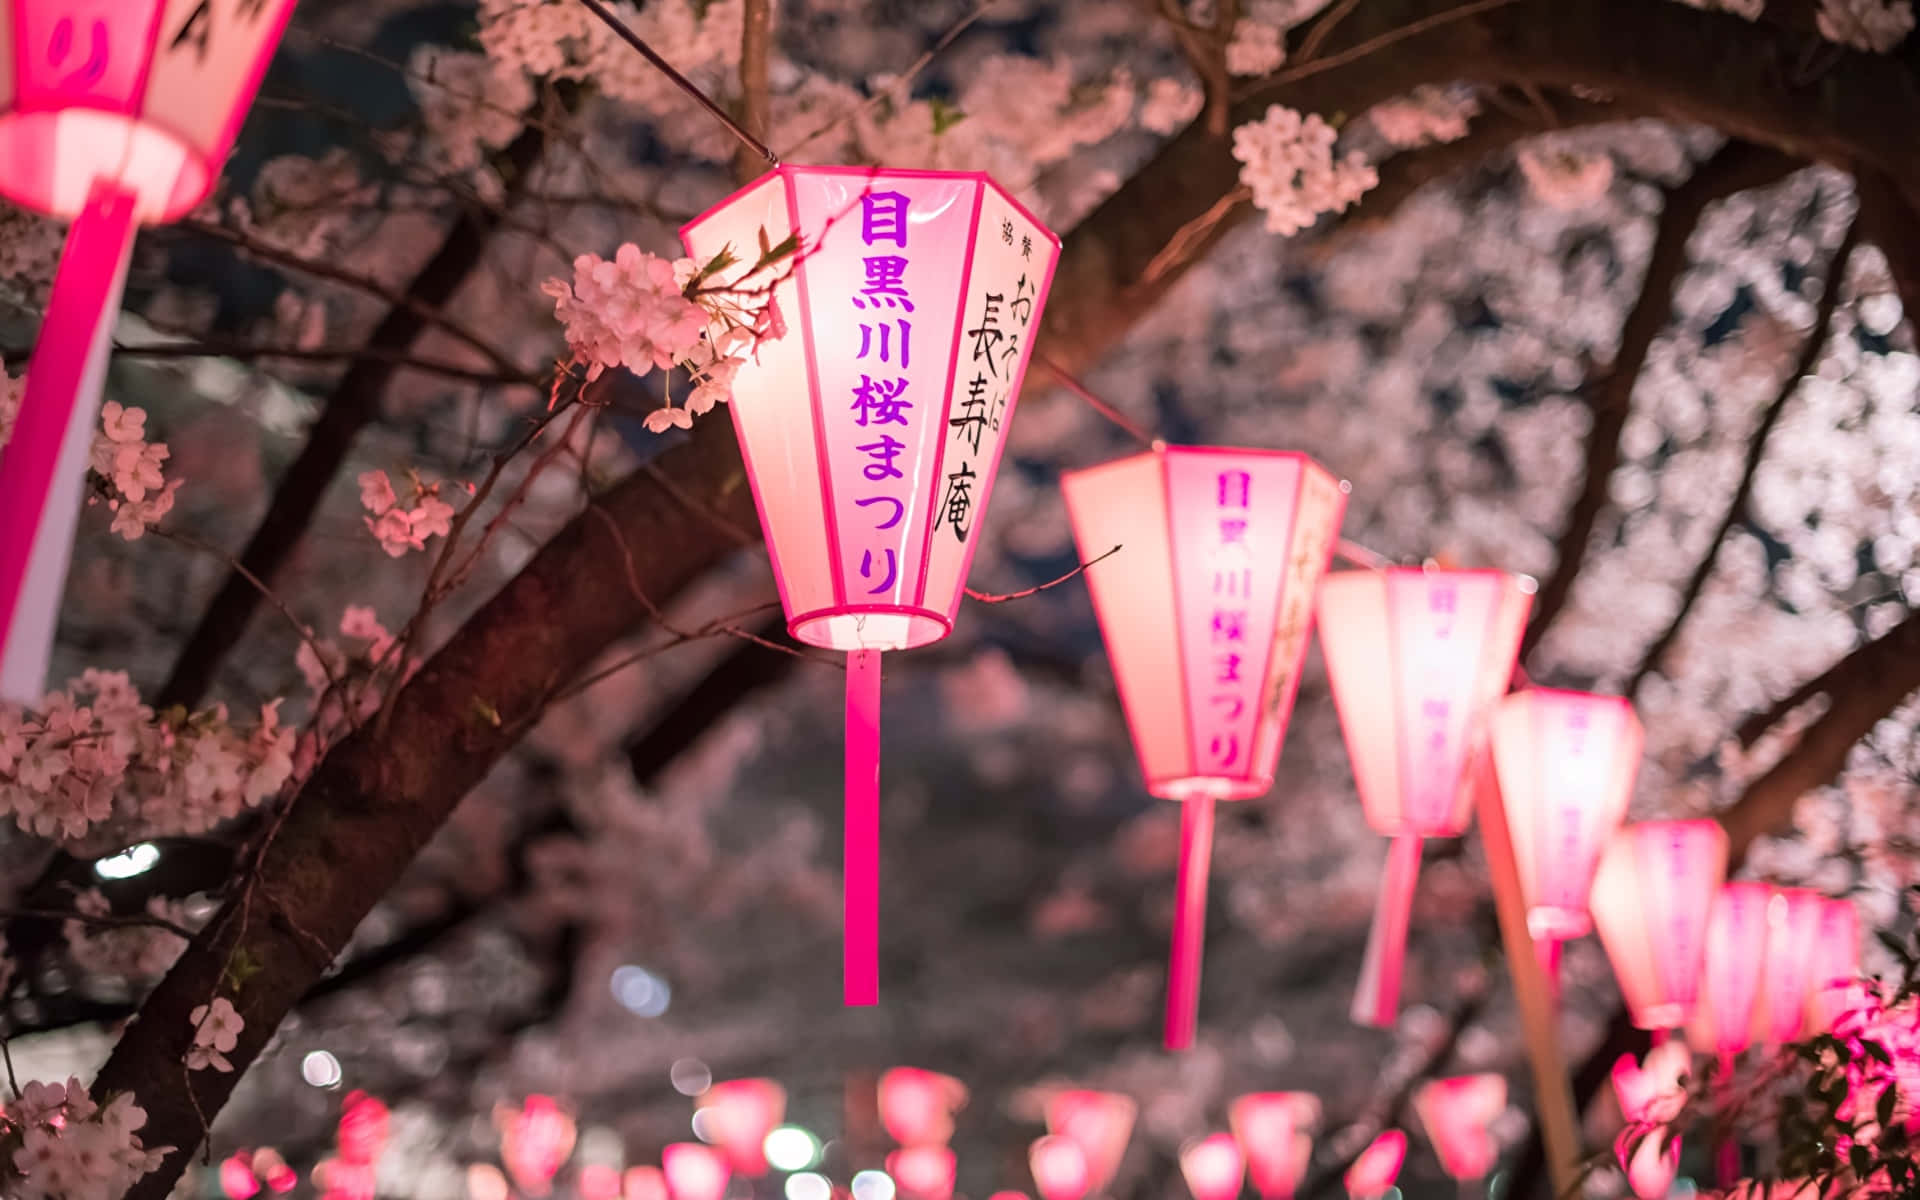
[253,1148,298,1195]
[625,1166,670,1200]
[1488,688,1640,982]
[580,1165,625,1200]
[888,1147,957,1200]
[664,1144,731,1200]
[681,167,1059,1006]
[1316,568,1532,1026]
[1806,897,1861,1033]
[1228,1092,1319,1200]
[221,1152,260,1200]
[1412,1074,1505,1182]
[879,1067,968,1148]
[1030,1135,1090,1200]
[1752,887,1825,1045]
[502,1095,576,1197]
[1686,882,1771,1061]
[1062,447,1346,1047]
[1180,1133,1245,1200]
[0,0,299,702]
[701,1078,787,1175]
[468,1164,511,1200]
[1044,1090,1136,1194]
[1343,1130,1404,1200]
[1589,820,1728,1031]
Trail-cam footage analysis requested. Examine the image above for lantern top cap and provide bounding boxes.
[1502,686,1636,710]
[1061,444,1336,482]
[1327,565,1524,582]
[680,164,1062,249]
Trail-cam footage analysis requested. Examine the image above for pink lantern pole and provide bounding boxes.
[701,1078,787,1176]
[889,1147,958,1200]
[1062,447,1346,1048]
[1315,568,1532,1027]
[1030,1135,1090,1200]
[1180,1134,1245,1200]
[1228,1093,1319,1200]
[1044,1090,1136,1194]
[1806,897,1861,1034]
[682,168,1060,1005]
[1752,887,1825,1046]
[1488,689,1640,988]
[1343,1130,1405,1200]
[663,1144,731,1200]
[1589,820,1728,1033]
[0,0,299,702]
[879,1067,969,1148]
[1412,1074,1506,1185]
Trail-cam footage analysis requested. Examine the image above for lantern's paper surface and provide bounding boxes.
[1228,1093,1318,1200]
[1343,1130,1404,1200]
[663,1144,730,1200]
[888,1147,956,1200]
[1489,689,1640,942]
[1806,897,1861,1033]
[1030,1136,1090,1200]
[502,1095,574,1196]
[1752,888,1824,1045]
[1413,1074,1505,1181]
[1179,1134,1244,1200]
[1044,1090,1136,1195]
[625,1167,669,1200]
[1590,820,1728,1030]
[879,1067,968,1147]
[1687,882,1772,1056]
[701,1078,786,1175]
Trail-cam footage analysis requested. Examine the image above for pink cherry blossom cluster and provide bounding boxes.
[1516,145,1616,211]
[1367,87,1480,150]
[292,607,413,782]
[1230,104,1378,236]
[1816,0,1914,51]
[1140,79,1205,136]
[188,996,245,1073]
[1610,1040,1690,1199]
[1225,19,1286,76]
[0,669,295,842]
[357,469,457,558]
[63,888,196,981]
[0,377,179,541]
[1,1078,168,1200]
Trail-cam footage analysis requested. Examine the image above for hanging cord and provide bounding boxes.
[573,0,780,168]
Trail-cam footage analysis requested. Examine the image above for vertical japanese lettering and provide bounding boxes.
[849,189,917,597]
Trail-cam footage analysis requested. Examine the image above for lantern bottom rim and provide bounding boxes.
[1632,1004,1688,1030]
[789,603,951,653]
[1526,906,1593,941]
[0,108,209,224]
[1148,776,1273,803]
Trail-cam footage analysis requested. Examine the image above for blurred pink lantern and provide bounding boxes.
[1589,820,1729,1031]
[253,1148,297,1195]
[0,0,299,703]
[1488,688,1640,983]
[701,1078,787,1175]
[468,1164,511,1200]
[1751,887,1825,1046]
[879,1067,969,1147]
[1228,1092,1319,1200]
[990,1193,1031,1200]
[1620,1130,1681,1200]
[1343,1130,1405,1200]
[889,1146,958,1200]
[664,1144,731,1200]
[625,1166,670,1200]
[580,1165,625,1200]
[1316,568,1532,1027]
[502,1095,576,1197]
[681,167,1060,1006]
[1062,447,1346,1047]
[1030,1135,1091,1200]
[1806,897,1861,1033]
[221,1152,261,1200]
[1412,1074,1506,1182]
[1180,1133,1245,1200]
[1687,882,1772,1060]
[1044,1090,1136,1194]
[1610,1041,1689,1200]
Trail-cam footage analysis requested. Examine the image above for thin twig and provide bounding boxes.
[0,907,197,940]
[966,545,1122,603]
[1234,0,1522,99]
[107,340,530,387]
[1335,539,1395,569]
[1295,0,1363,62]
[549,599,796,704]
[0,1037,20,1101]
[149,528,340,693]
[574,0,778,166]
[1038,355,1158,446]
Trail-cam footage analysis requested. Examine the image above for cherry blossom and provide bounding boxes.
[0,377,179,541]
[1141,79,1205,135]
[1,1079,167,1200]
[1670,0,1764,17]
[189,996,246,1073]
[1515,145,1616,210]
[1231,105,1378,235]
[1367,87,1479,149]
[542,245,707,380]
[358,469,461,558]
[1225,19,1286,76]
[63,888,194,980]
[1816,0,1915,51]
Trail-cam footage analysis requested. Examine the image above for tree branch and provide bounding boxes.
[734,0,773,185]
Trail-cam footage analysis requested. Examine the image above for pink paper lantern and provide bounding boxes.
[1412,1074,1506,1182]
[502,1095,576,1197]
[1030,1135,1090,1200]
[1806,896,1861,1034]
[221,1152,260,1200]
[879,1067,968,1148]
[1227,1092,1319,1200]
[1043,1090,1136,1195]
[1315,568,1532,1027]
[888,1146,957,1200]
[1489,688,1640,983]
[468,1165,511,1200]
[1180,1133,1245,1200]
[1751,887,1825,1046]
[663,1143,731,1200]
[580,1165,624,1200]
[681,167,1060,1006]
[701,1078,787,1176]
[624,1166,670,1200]
[1589,820,1729,1030]
[1062,447,1346,1048]
[1342,1130,1404,1200]
[1686,882,1772,1059]
[0,0,298,702]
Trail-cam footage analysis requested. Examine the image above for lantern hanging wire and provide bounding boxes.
[573,0,780,167]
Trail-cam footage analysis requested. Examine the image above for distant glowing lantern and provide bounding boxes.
[253,1148,297,1195]
[1316,568,1532,1027]
[879,1067,969,1148]
[1806,897,1861,1034]
[1589,820,1729,1031]
[469,1164,512,1200]
[502,1095,576,1197]
[0,0,299,703]
[1030,1135,1090,1200]
[1687,882,1772,1061]
[1412,1074,1506,1182]
[335,1092,389,1168]
[1752,887,1826,1046]
[681,167,1060,1006]
[701,1078,787,1175]
[888,1147,957,1200]
[664,1143,732,1200]
[1228,1092,1319,1200]
[1343,1130,1405,1200]
[1489,688,1640,982]
[1044,1090,1136,1195]
[581,1165,625,1200]
[1063,447,1346,1048]
[1180,1133,1245,1200]
[221,1152,260,1200]
[625,1166,670,1200]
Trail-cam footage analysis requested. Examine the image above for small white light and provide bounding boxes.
[301,1050,342,1088]
[610,965,671,1017]
[671,1058,712,1096]
[692,1107,721,1143]
[851,1170,895,1200]
[95,843,160,880]
[764,1127,820,1172]
[787,1174,832,1200]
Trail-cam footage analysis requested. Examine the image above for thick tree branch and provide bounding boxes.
[734,0,773,185]
[1521,141,1800,658]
